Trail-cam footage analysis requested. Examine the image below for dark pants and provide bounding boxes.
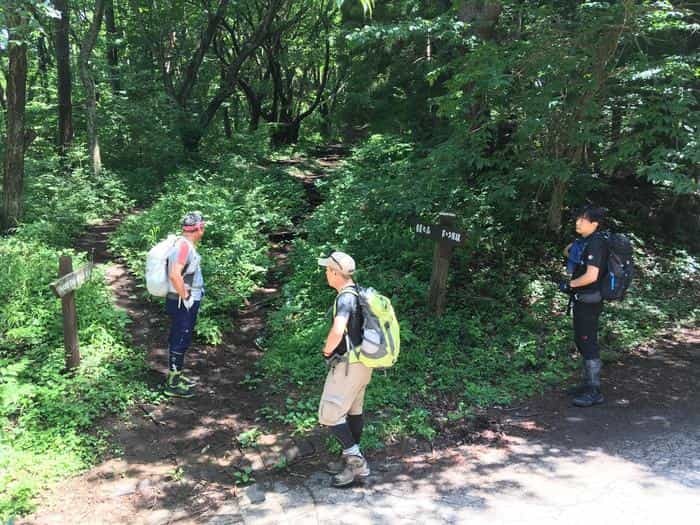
[572,300,603,360]
[166,297,200,371]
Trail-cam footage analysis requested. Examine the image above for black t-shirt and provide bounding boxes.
[332,287,363,356]
[572,233,608,294]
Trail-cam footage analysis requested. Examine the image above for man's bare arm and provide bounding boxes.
[322,316,349,357]
[571,265,599,288]
[169,262,189,299]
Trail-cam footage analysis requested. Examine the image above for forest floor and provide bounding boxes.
[20,149,700,525]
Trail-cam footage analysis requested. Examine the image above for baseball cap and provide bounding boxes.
[182,211,205,231]
[318,251,356,275]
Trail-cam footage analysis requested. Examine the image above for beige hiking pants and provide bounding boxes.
[318,360,372,426]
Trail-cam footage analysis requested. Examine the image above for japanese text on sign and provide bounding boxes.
[50,263,94,298]
[415,223,432,235]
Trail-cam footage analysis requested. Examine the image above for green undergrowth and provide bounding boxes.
[109,154,307,343]
[0,239,156,520]
[12,151,133,247]
[259,134,700,449]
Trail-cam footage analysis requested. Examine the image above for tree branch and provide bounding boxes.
[175,0,231,106]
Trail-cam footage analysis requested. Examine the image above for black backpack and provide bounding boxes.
[600,232,634,300]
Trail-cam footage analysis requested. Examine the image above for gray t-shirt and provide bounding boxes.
[332,287,363,355]
[167,237,204,301]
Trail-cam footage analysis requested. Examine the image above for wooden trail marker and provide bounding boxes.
[50,256,94,370]
[411,212,466,316]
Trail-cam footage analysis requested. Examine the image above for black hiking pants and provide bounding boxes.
[572,300,603,360]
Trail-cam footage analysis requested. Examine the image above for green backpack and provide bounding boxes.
[338,286,400,369]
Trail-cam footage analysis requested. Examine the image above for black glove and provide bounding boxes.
[325,353,344,369]
[558,281,572,294]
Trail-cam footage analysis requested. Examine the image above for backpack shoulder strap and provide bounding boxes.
[337,285,359,297]
[333,285,360,318]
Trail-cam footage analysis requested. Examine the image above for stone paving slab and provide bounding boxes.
[213,424,700,525]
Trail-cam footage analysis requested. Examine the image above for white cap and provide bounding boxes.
[318,251,356,275]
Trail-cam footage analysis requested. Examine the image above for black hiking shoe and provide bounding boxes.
[164,371,194,398]
[179,372,197,387]
[572,358,604,407]
[572,388,604,407]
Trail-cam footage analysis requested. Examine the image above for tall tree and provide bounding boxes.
[34,34,51,100]
[54,0,73,154]
[104,0,120,92]
[1,3,29,231]
[544,2,632,231]
[78,0,106,176]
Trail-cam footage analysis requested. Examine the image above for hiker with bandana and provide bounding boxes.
[164,212,206,398]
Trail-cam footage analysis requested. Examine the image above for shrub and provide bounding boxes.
[14,152,133,248]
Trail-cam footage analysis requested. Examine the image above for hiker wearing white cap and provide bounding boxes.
[317,251,372,487]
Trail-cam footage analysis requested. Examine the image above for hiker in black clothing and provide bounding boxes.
[560,206,608,407]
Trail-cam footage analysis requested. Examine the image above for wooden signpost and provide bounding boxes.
[411,212,466,316]
[50,256,94,370]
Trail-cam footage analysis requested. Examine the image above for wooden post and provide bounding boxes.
[58,256,81,369]
[428,213,457,316]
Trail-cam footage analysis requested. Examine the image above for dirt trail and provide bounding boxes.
[21,148,345,525]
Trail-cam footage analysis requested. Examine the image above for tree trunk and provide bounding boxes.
[319,101,331,138]
[236,78,262,131]
[547,176,567,232]
[79,0,106,176]
[104,0,121,92]
[222,107,232,138]
[2,9,29,231]
[54,0,73,154]
[457,1,503,41]
[611,103,622,145]
[36,35,51,100]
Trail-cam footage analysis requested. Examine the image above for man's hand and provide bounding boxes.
[182,295,195,310]
[558,281,572,294]
[323,347,334,357]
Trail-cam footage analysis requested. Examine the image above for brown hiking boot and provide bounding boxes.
[331,455,370,487]
[325,459,344,475]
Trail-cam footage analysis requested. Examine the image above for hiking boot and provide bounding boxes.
[179,372,197,387]
[572,388,604,407]
[325,459,344,475]
[566,362,588,396]
[331,455,370,488]
[164,371,194,398]
[572,359,604,407]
